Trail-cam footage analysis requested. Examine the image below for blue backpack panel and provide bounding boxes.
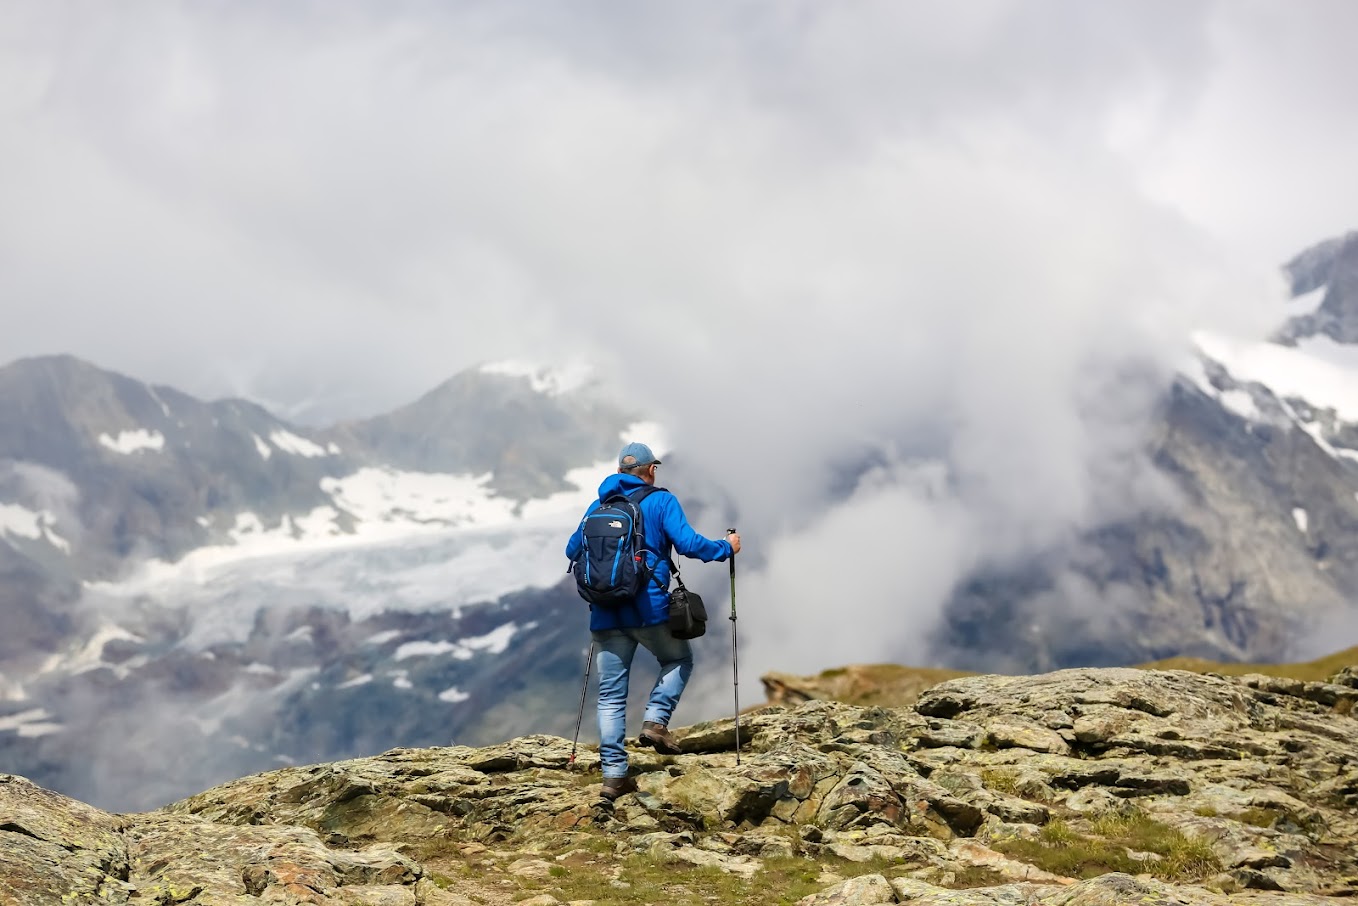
[571,486,662,608]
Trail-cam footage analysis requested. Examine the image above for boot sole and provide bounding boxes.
[636,733,683,755]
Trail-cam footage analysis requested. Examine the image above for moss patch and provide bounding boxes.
[1237,807,1283,829]
[991,811,1220,882]
[508,848,918,906]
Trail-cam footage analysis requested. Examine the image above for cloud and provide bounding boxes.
[1141,0,1358,261]
[1,2,1354,688]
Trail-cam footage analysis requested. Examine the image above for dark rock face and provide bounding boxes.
[0,543,75,664]
[938,380,1358,672]
[1278,232,1358,344]
[4,667,1356,904]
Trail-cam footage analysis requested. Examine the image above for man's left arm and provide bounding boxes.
[565,503,598,560]
[660,494,732,562]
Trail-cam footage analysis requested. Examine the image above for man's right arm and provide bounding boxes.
[660,494,735,562]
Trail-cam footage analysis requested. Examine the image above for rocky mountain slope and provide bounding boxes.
[4,665,1356,905]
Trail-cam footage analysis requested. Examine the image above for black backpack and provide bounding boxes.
[570,486,664,608]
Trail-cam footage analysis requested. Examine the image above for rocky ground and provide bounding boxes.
[3,665,1358,905]
[761,664,975,709]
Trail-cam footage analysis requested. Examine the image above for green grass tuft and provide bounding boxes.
[980,768,1020,795]
[508,846,922,906]
[992,809,1221,882]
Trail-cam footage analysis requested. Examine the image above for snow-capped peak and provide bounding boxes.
[1192,331,1358,424]
[478,360,595,396]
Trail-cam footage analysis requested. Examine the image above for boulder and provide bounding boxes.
[797,873,896,905]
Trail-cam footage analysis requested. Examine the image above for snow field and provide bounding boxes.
[394,622,519,661]
[91,419,665,598]
[1193,331,1358,423]
[70,422,670,669]
[37,624,145,678]
[99,429,165,454]
[0,503,70,552]
[1190,331,1358,469]
[1287,284,1328,316]
[268,430,336,458]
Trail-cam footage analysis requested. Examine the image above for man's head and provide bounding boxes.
[618,442,661,483]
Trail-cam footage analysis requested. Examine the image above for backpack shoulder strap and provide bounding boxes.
[597,485,664,508]
[626,485,666,504]
[622,486,663,537]
[623,486,682,591]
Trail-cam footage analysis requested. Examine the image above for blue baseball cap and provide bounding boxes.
[618,442,662,468]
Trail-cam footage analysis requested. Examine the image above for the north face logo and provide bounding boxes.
[609,520,623,528]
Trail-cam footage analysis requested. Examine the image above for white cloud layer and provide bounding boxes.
[2,2,1355,679]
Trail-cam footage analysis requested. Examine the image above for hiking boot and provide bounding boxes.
[638,721,683,755]
[600,776,638,801]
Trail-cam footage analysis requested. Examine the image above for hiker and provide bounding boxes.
[565,442,740,801]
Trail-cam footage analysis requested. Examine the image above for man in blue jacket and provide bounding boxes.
[566,441,740,801]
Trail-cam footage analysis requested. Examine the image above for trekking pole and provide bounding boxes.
[569,640,595,766]
[728,528,741,766]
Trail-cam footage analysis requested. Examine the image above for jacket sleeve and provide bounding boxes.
[660,494,732,562]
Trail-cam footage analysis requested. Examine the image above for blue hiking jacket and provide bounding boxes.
[566,473,732,631]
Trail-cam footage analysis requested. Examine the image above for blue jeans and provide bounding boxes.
[593,625,693,778]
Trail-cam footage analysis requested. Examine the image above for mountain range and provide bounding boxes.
[3,231,1358,811]
[0,358,648,810]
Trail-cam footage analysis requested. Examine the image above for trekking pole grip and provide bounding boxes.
[727,528,737,617]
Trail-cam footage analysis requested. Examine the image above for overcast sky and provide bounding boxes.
[4,1,1358,674]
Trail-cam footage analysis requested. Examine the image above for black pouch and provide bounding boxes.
[667,580,708,640]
